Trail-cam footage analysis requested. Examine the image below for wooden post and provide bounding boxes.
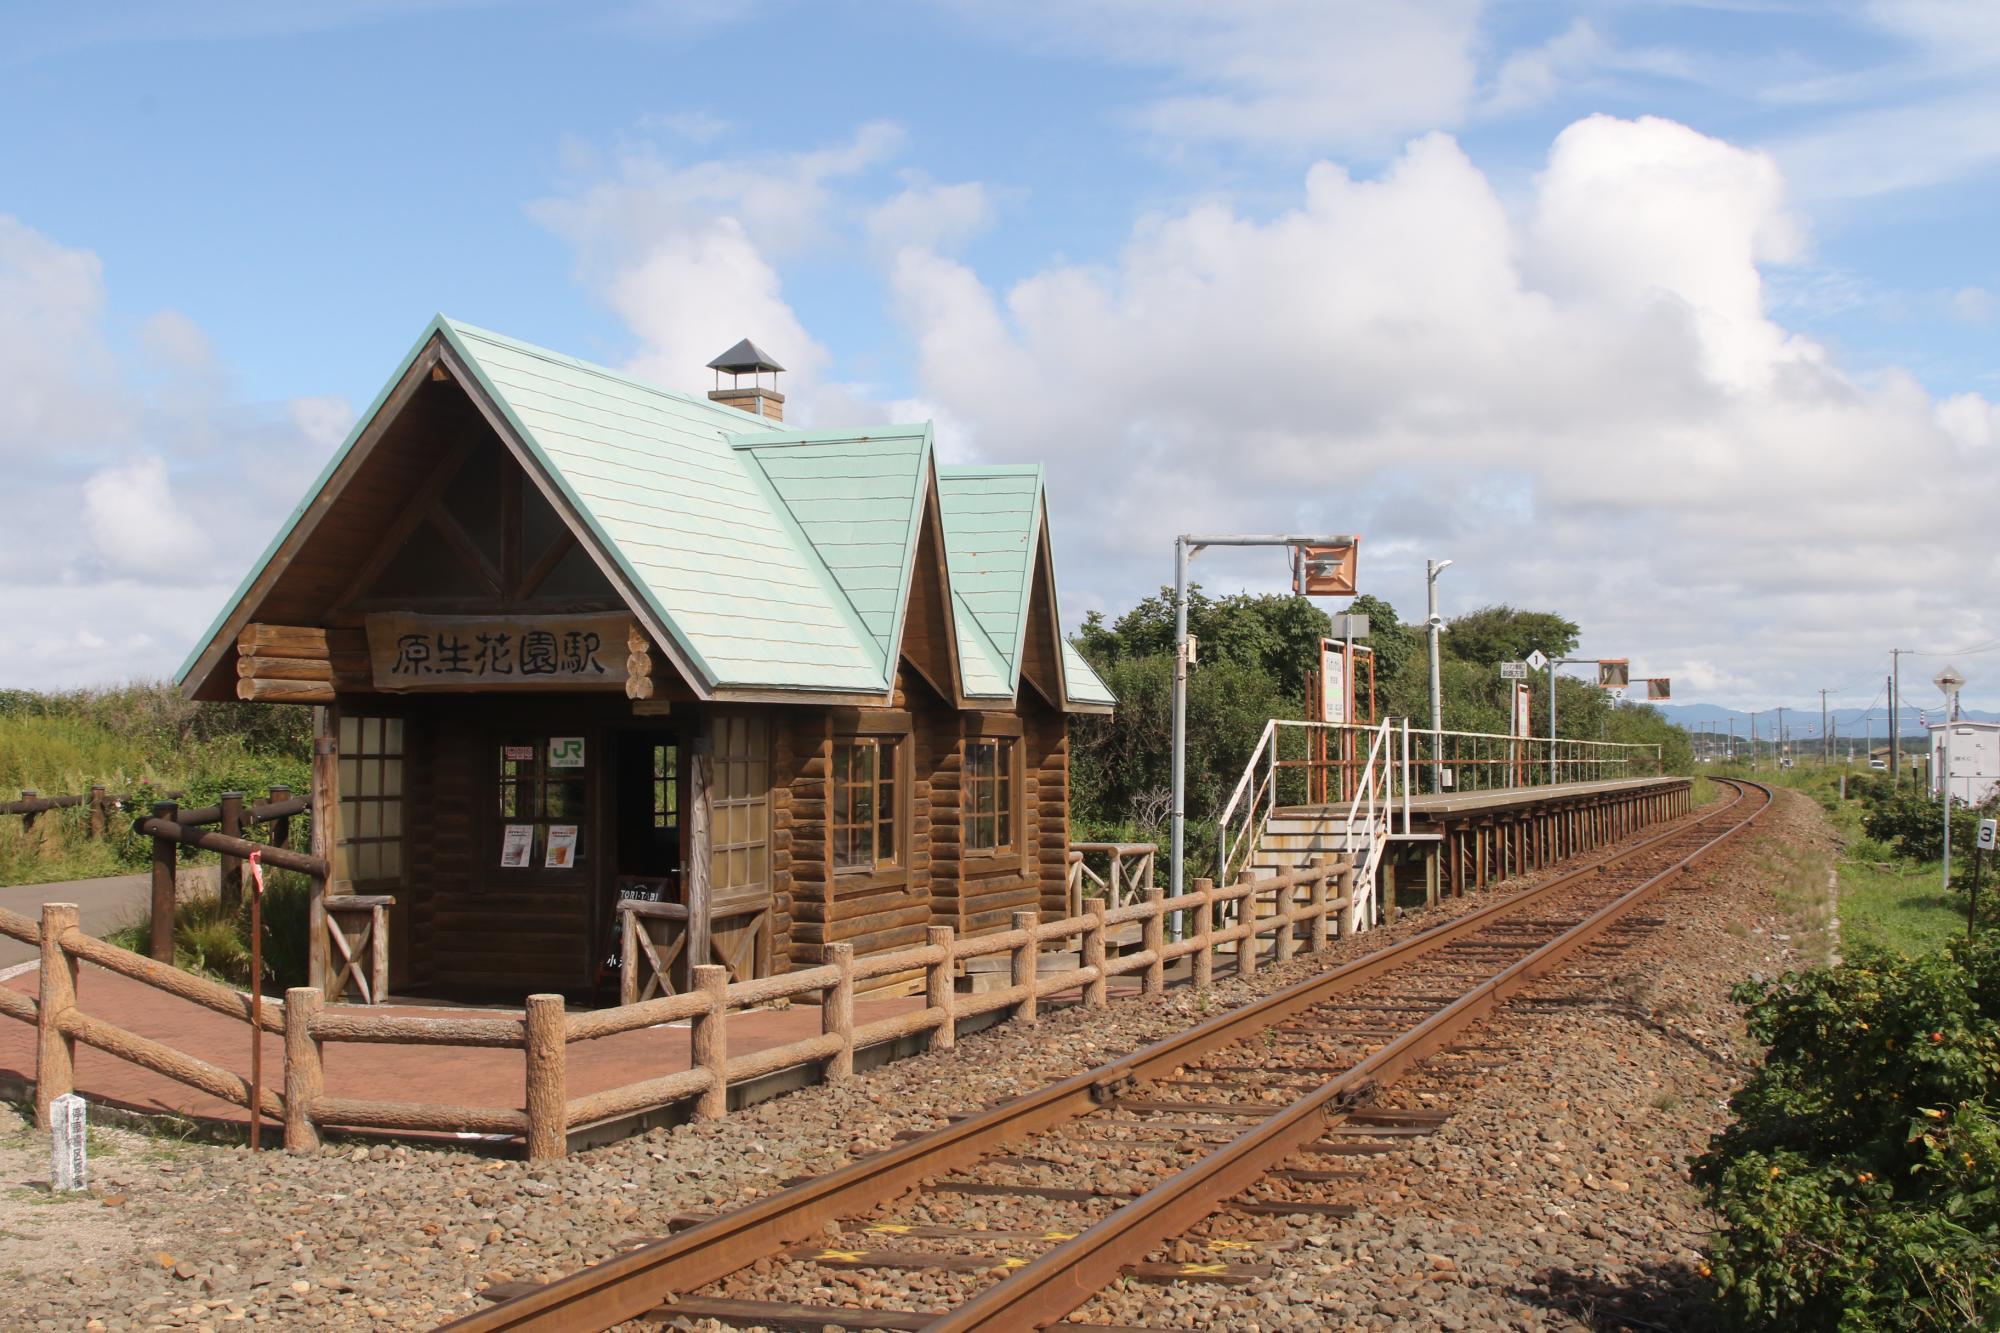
[691,964,728,1120]
[1011,910,1038,1024]
[1237,871,1260,978]
[149,801,177,964]
[283,987,323,1152]
[619,909,639,1008]
[1339,857,1359,937]
[687,739,715,975]
[1082,897,1107,1008]
[1192,879,1214,990]
[365,901,388,1003]
[1141,889,1165,996]
[218,792,245,914]
[925,926,956,1053]
[1308,859,1331,952]
[87,786,106,841]
[524,994,566,1161]
[34,903,79,1128]
[1276,874,1299,964]
[822,942,855,1081]
[309,720,338,998]
[267,785,292,851]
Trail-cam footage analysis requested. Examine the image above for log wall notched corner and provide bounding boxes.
[235,623,336,703]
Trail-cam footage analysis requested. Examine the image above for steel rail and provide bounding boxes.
[936,777,1771,1329]
[442,780,1767,1333]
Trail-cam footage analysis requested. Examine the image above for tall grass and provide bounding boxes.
[0,684,310,887]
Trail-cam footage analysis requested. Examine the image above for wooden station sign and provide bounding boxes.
[365,613,630,692]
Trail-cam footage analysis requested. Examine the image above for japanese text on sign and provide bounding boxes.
[365,614,630,691]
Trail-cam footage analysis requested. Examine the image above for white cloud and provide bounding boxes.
[1480,19,1605,116]
[879,115,2000,708]
[82,456,208,574]
[0,216,349,688]
[532,123,906,404]
[866,175,995,255]
[949,0,1484,154]
[1949,286,1995,325]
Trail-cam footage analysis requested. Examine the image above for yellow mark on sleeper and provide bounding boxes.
[1182,1262,1231,1276]
[817,1249,867,1263]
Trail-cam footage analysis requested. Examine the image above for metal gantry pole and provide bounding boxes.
[1426,559,1451,794]
[1170,536,1190,900]
[1169,531,1358,900]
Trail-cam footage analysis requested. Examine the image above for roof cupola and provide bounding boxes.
[706,338,785,422]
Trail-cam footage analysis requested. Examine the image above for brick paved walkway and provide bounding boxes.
[0,966,918,1134]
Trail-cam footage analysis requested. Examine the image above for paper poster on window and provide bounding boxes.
[500,824,534,868]
[503,745,535,762]
[545,824,579,869]
[549,737,586,768]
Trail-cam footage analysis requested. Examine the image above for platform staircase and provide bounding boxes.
[1216,717,1425,931]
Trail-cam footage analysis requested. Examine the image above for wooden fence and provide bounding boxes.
[1064,841,1157,917]
[0,855,1356,1160]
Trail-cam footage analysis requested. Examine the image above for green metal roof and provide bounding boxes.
[177,316,1115,711]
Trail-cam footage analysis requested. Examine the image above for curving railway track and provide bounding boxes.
[446,778,1771,1333]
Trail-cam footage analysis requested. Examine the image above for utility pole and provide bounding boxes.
[1776,705,1788,766]
[1819,689,1830,767]
[1891,651,1908,785]
[1749,711,1759,770]
[1728,716,1736,763]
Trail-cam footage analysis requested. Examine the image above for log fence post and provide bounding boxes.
[1141,889,1164,996]
[1011,910,1038,1024]
[87,785,106,841]
[691,964,729,1120]
[619,910,639,1008]
[218,792,245,914]
[267,785,292,851]
[1276,874,1298,965]
[1308,859,1330,953]
[524,994,566,1160]
[925,927,956,1053]
[1192,879,1214,990]
[1082,897,1107,1008]
[822,942,854,1082]
[34,903,79,1128]
[149,801,177,964]
[283,987,323,1152]
[1237,870,1260,978]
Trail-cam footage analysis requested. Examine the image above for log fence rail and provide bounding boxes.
[0,855,1356,1160]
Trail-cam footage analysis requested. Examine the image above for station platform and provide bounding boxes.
[1265,775,1691,910]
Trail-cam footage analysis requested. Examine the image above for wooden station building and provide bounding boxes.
[177,319,1114,999]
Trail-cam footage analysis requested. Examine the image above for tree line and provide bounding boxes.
[1068,588,1694,845]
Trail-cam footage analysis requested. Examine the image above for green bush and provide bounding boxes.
[1860,785,1988,863]
[1695,939,2000,1329]
[106,875,311,991]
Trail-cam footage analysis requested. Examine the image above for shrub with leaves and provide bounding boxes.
[1695,938,2000,1329]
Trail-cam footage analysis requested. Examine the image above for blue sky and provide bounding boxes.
[3,1,1998,714]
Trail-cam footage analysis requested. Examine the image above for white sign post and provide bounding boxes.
[50,1092,86,1192]
[1499,661,1527,681]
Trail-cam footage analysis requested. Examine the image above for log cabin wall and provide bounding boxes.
[1027,697,1071,920]
[785,680,940,986]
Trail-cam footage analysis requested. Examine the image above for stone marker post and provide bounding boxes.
[50,1092,86,1192]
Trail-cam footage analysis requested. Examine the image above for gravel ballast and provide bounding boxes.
[0,788,1832,1330]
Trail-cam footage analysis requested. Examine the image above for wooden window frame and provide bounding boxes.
[830,710,911,889]
[491,734,591,880]
[335,711,407,886]
[962,730,1022,869]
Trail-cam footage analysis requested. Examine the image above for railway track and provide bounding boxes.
[448,778,1771,1333]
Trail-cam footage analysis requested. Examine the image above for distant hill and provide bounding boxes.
[1648,702,1992,740]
